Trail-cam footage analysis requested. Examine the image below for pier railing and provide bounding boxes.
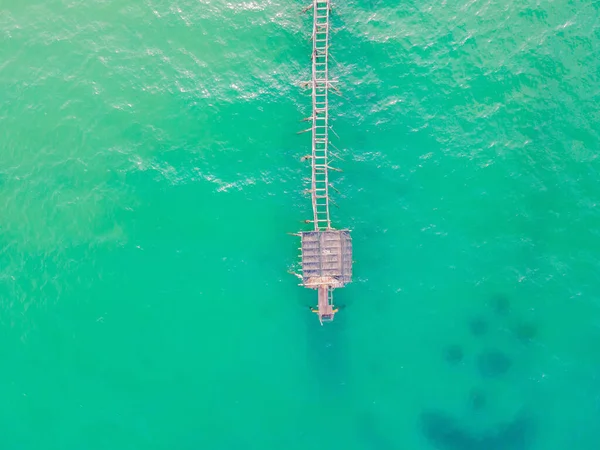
[310,0,333,230]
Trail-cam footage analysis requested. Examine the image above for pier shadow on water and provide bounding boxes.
[354,411,396,450]
[304,309,350,401]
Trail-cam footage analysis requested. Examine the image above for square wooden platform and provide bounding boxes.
[299,229,352,288]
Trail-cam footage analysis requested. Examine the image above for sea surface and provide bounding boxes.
[1,0,599,449]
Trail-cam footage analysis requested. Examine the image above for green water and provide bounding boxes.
[1,0,599,448]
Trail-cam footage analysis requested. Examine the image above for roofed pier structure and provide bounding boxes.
[294,0,353,324]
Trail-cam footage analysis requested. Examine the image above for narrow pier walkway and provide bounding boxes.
[310,0,333,231]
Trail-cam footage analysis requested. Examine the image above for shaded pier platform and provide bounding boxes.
[299,230,352,323]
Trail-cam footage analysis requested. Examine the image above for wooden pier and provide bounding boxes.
[296,0,353,324]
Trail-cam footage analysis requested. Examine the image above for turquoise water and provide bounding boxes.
[1,0,600,448]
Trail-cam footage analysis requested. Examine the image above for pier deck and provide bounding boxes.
[295,0,353,324]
